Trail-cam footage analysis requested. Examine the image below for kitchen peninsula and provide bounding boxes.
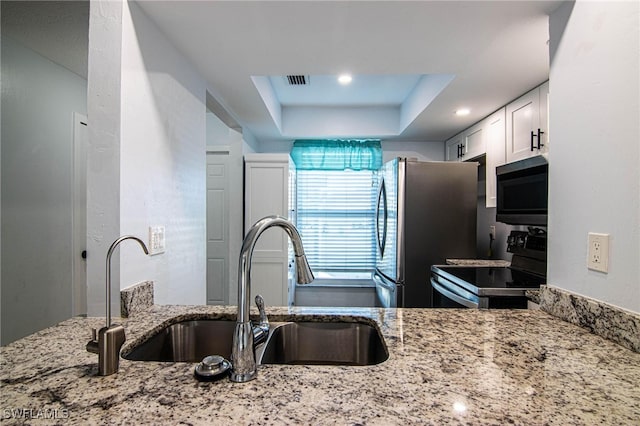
[1,304,639,425]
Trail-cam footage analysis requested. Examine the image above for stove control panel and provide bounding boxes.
[507,229,547,256]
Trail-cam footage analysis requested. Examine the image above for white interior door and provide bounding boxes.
[206,149,231,305]
[72,112,88,316]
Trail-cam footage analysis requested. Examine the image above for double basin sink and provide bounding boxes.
[122,318,388,366]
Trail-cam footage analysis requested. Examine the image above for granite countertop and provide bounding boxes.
[2,305,639,425]
[446,258,511,267]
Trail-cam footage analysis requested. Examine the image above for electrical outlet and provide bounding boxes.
[587,232,609,273]
[489,226,496,239]
[149,226,166,255]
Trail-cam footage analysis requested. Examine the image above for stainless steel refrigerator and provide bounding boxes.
[374,158,477,308]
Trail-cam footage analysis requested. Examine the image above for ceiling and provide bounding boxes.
[135,0,563,143]
[2,0,564,143]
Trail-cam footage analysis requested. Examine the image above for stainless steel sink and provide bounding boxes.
[123,318,388,367]
[122,320,235,362]
[258,321,388,366]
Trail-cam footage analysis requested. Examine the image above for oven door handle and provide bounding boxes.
[431,278,480,309]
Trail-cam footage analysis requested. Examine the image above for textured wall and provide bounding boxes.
[86,0,123,317]
[1,37,87,343]
[118,1,206,305]
[547,1,640,312]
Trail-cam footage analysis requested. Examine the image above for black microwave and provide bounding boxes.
[496,156,548,226]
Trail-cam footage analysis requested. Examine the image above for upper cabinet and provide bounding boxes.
[445,121,486,162]
[445,132,464,161]
[463,121,486,160]
[506,81,549,163]
[484,108,506,208]
[445,109,505,207]
[443,81,547,208]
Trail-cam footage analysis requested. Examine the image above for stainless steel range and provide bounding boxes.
[430,228,547,309]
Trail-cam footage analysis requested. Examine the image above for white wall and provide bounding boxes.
[381,141,445,161]
[1,37,87,344]
[206,112,229,147]
[548,1,639,313]
[118,1,206,305]
[86,0,123,317]
[257,139,445,161]
[282,106,399,138]
[86,0,208,314]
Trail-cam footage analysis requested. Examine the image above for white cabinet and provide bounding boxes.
[506,82,549,163]
[445,132,464,161]
[444,82,546,206]
[244,154,291,306]
[462,121,486,160]
[445,123,486,162]
[445,110,502,207]
[484,108,506,208]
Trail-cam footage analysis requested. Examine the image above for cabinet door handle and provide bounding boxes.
[537,128,545,149]
[530,130,536,151]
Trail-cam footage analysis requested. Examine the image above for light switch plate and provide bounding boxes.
[149,226,166,255]
[587,232,609,273]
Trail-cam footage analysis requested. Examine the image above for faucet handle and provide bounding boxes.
[255,295,268,327]
[252,295,269,345]
[86,328,99,354]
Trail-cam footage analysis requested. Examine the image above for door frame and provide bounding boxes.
[206,146,231,305]
[72,112,88,316]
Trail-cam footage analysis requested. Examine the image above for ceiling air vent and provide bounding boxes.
[285,75,309,86]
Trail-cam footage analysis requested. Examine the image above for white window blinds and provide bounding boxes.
[295,169,378,273]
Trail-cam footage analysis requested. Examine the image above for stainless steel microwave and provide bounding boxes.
[496,156,548,226]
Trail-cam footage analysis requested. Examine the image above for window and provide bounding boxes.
[295,169,379,279]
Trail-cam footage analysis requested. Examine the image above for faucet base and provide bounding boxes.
[229,370,257,383]
[230,322,258,382]
[86,325,126,376]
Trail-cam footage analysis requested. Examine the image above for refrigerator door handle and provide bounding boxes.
[376,178,388,257]
[374,272,394,290]
[374,272,398,308]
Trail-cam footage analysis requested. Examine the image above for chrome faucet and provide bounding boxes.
[230,216,314,382]
[86,235,149,376]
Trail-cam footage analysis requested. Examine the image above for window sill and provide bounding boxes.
[296,278,375,288]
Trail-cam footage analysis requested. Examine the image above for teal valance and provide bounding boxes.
[290,139,383,171]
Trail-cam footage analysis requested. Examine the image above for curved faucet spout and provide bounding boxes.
[106,236,149,328]
[237,216,313,323]
[87,235,149,376]
[231,215,314,383]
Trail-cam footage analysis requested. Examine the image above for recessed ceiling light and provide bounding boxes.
[338,74,353,85]
[455,108,471,116]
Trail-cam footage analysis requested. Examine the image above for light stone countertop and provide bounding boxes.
[1,305,639,425]
[445,258,511,267]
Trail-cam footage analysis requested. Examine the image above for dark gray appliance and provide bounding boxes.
[496,155,548,226]
[430,228,547,309]
[374,158,477,308]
